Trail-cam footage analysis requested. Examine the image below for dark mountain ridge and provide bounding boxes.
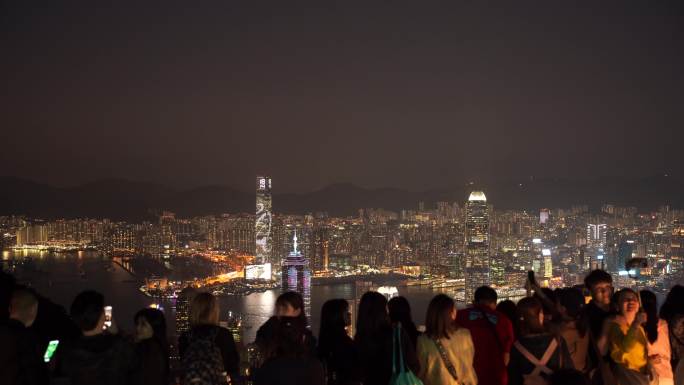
[0,176,681,221]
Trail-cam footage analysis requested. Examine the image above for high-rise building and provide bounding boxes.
[464,191,490,302]
[586,224,607,249]
[670,221,684,275]
[539,209,550,225]
[255,176,273,279]
[16,225,48,246]
[281,231,311,321]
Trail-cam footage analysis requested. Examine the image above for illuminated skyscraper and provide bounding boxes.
[464,191,490,302]
[586,224,607,249]
[281,231,311,321]
[255,176,273,279]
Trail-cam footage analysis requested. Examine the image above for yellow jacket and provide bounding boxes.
[608,321,648,372]
[417,328,478,385]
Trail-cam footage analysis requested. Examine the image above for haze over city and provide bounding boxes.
[2,1,683,192]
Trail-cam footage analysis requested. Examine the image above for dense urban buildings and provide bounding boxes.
[3,183,684,340]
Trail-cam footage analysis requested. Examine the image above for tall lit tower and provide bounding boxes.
[281,231,311,320]
[464,191,490,302]
[255,176,273,277]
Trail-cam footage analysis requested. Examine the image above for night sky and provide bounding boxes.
[2,1,683,193]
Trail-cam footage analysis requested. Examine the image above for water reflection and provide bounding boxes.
[6,250,444,343]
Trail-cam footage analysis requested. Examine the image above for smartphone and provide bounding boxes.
[104,306,113,329]
[44,340,59,363]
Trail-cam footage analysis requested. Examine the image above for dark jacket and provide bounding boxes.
[508,334,574,385]
[254,356,325,385]
[135,338,169,385]
[585,301,611,339]
[355,325,419,385]
[60,333,140,385]
[256,316,317,356]
[0,319,49,385]
[317,333,362,385]
[179,324,240,376]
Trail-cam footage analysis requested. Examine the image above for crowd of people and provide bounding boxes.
[4,267,684,385]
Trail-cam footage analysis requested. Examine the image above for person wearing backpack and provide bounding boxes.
[508,297,574,385]
[417,294,477,385]
[178,292,239,385]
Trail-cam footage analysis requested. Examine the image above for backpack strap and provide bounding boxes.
[514,339,557,376]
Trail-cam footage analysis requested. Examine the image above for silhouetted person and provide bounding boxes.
[354,291,419,385]
[417,294,477,385]
[582,269,614,385]
[317,299,361,385]
[388,296,420,350]
[508,297,573,385]
[256,291,316,357]
[134,308,169,385]
[457,286,514,385]
[0,287,48,385]
[497,300,518,339]
[553,288,589,373]
[179,292,239,383]
[254,316,325,385]
[60,290,139,385]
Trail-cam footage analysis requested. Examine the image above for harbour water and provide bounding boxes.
[3,250,448,342]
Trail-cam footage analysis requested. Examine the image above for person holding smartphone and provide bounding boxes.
[0,287,48,385]
[59,291,139,385]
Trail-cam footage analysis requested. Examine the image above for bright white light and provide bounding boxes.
[542,249,551,256]
[245,263,272,280]
[533,239,542,244]
[377,286,399,299]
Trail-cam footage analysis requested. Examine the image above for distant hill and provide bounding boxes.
[0,176,682,220]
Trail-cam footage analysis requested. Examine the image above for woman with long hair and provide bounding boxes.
[256,291,316,357]
[178,292,240,381]
[254,316,325,385]
[554,288,590,373]
[607,288,650,384]
[508,297,573,385]
[354,291,419,385]
[389,296,420,350]
[660,285,684,385]
[134,308,169,385]
[641,290,674,385]
[317,299,361,385]
[416,294,477,385]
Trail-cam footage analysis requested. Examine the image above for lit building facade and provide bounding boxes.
[464,191,490,302]
[281,231,311,320]
[254,176,273,279]
[586,224,607,249]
